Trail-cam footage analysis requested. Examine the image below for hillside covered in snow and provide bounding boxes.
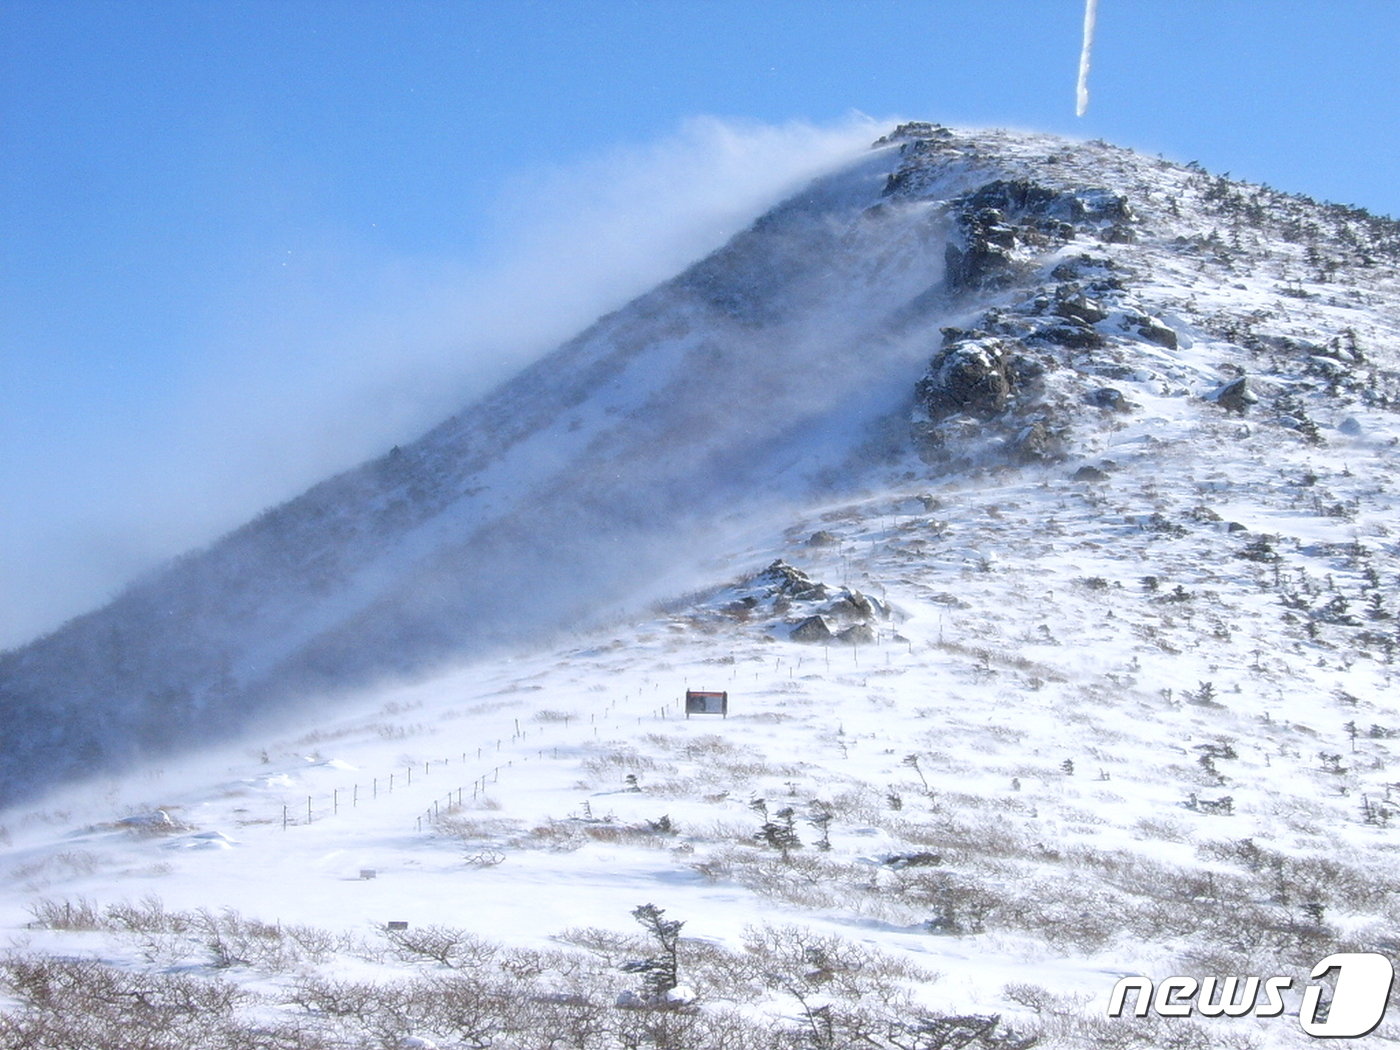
[3,123,1400,1047]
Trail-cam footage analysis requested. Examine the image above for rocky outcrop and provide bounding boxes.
[1085,387,1131,412]
[790,615,834,643]
[820,590,885,623]
[835,623,876,646]
[1054,293,1109,326]
[944,209,1019,290]
[755,560,828,601]
[1212,376,1257,415]
[942,180,1134,293]
[1134,315,1179,350]
[916,335,1015,420]
[1031,322,1104,350]
[1011,421,1063,463]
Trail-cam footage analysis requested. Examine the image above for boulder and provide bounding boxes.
[944,238,1014,291]
[756,560,827,600]
[836,623,876,646]
[1011,421,1061,463]
[790,616,833,644]
[1007,353,1047,385]
[821,590,882,623]
[1084,387,1131,412]
[822,596,866,622]
[1054,293,1109,326]
[917,339,1012,419]
[1033,321,1104,349]
[1212,376,1257,415]
[1136,317,1178,349]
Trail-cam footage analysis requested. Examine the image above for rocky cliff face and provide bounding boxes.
[4,122,1400,805]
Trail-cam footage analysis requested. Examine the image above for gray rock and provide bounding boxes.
[1007,353,1048,385]
[822,590,882,623]
[822,596,869,623]
[1054,293,1108,325]
[1136,318,1178,349]
[1085,387,1131,412]
[1212,376,1257,415]
[1033,322,1104,349]
[790,616,833,643]
[836,623,876,646]
[917,339,1013,419]
[757,560,827,600]
[1011,421,1062,463]
[944,238,1014,291]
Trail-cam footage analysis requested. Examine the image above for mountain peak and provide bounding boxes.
[4,124,1400,805]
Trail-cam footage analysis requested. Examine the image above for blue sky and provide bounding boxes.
[3,0,1398,648]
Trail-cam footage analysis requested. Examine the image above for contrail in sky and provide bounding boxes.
[1076,0,1099,116]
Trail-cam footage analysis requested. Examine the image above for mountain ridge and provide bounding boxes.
[4,122,1399,808]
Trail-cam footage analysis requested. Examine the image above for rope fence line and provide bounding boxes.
[274,676,686,831]
[272,642,884,833]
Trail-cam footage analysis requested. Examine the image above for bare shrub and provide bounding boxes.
[680,735,741,759]
[1014,981,1258,1050]
[105,895,190,936]
[0,952,252,1048]
[736,924,971,1050]
[892,869,1005,936]
[581,748,664,778]
[283,921,349,963]
[383,923,497,970]
[11,850,103,886]
[556,925,643,966]
[464,847,507,868]
[741,923,931,997]
[26,896,102,930]
[534,709,575,723]
[287,975,408,1023]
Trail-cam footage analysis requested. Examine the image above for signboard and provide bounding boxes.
[685,690,728,718]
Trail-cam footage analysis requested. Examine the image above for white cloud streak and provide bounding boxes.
[1076,0,1099,117]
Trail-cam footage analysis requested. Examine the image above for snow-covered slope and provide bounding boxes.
[1,134,965,805]
[3,123,1400,1048]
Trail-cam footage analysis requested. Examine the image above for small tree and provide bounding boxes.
[621,904,684,1004]
[808,802,833,852]
[903,754,932,795]
[751,799,802,862]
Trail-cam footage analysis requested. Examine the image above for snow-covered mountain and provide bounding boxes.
[3,128,954,805]
[3,124,1400,1048]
